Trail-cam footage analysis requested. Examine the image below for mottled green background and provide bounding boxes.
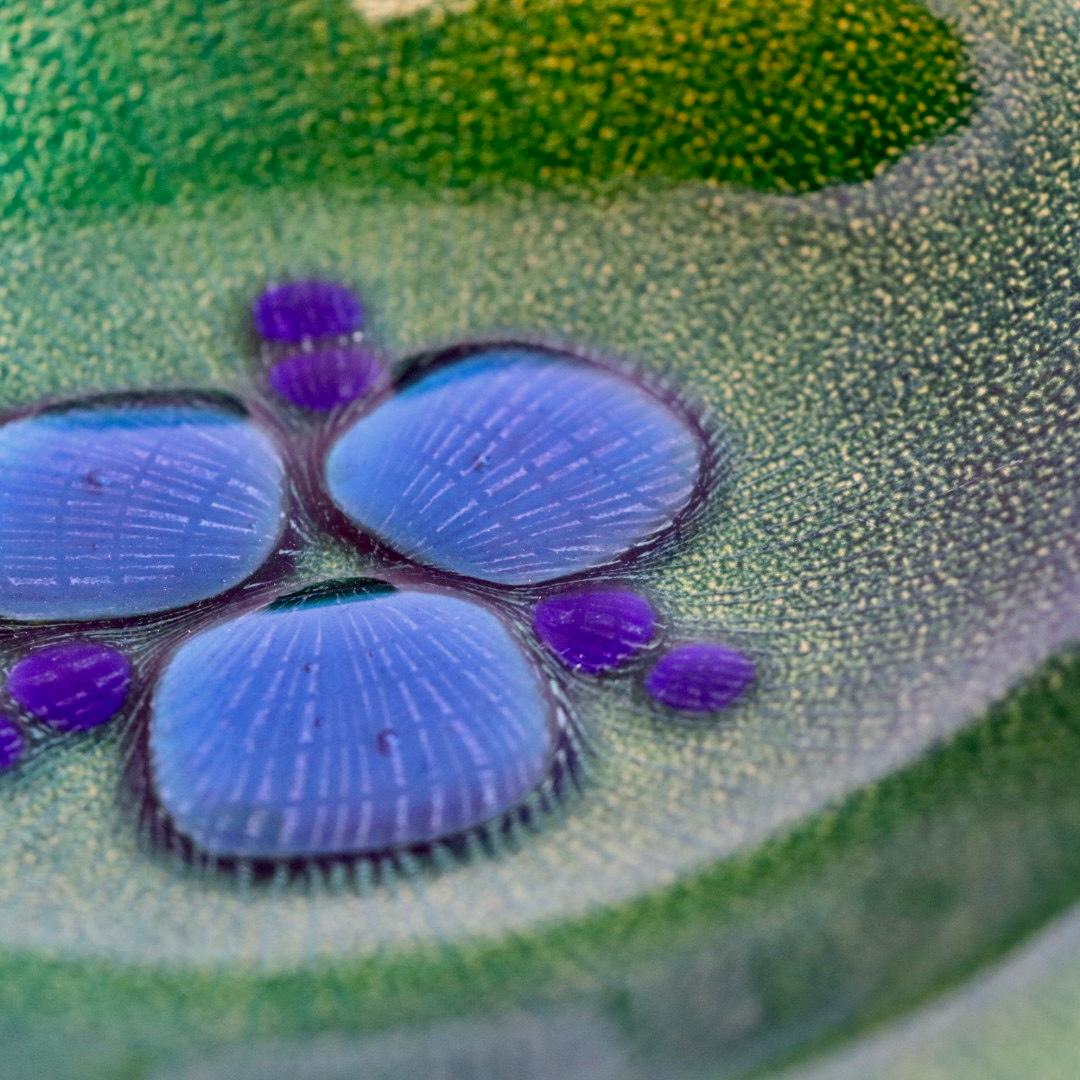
[0,0,1076,1076]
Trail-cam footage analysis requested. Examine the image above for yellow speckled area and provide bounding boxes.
[0,0,973,216]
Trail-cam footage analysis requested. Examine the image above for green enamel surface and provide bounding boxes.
[0,0,1076,1075]
[0,0,972,218]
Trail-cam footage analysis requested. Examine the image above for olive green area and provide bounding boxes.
[788,902,1080,1080]
[0,0,973,217]
[0,651,1077,1080]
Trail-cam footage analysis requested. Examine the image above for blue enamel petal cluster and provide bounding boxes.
[0,279,755,862]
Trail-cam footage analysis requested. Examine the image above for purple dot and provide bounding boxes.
[0,716,23,772]
[7,641,132,733]
[533,588,656,674]
[645,642,755,713]
[252,280,364,343]
[269,346,385,412]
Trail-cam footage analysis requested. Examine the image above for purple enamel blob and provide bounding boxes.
[269,346,385,411]
[7,641,132,732]
[253,280,364,342]
[533,589,656,674]
[0,716,23,772]
[645,642,755,713]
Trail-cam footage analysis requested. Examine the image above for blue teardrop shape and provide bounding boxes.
[0,400,286,621]
[149,584,554,858]
[325,348,702,585]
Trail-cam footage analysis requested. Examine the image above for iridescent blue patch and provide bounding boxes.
[268,346,385,412]
[0,400,286,621]
[149,581,554,858]
[325,348,702,585]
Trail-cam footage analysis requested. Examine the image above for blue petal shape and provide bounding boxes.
[325,348,702,585]
[0,400,286,621]
[149,581,554,858]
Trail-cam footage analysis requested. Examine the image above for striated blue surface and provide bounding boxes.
[325,348,702,585]
[149,582,554,858]
[0,401,286,621]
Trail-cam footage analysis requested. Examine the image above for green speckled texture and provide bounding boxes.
[0,0,972,214]
[0,0,1076,1075]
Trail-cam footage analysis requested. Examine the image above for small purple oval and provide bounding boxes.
[0,716,23,772]
[253,280,364,343]
[645,642,754,713]
[533,588,656,674]
[7,641,132,733]
[269,346,385,412]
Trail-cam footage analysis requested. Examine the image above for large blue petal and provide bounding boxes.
[149,582,554,858]
[0,400,285,621]
[325,348,703,584]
